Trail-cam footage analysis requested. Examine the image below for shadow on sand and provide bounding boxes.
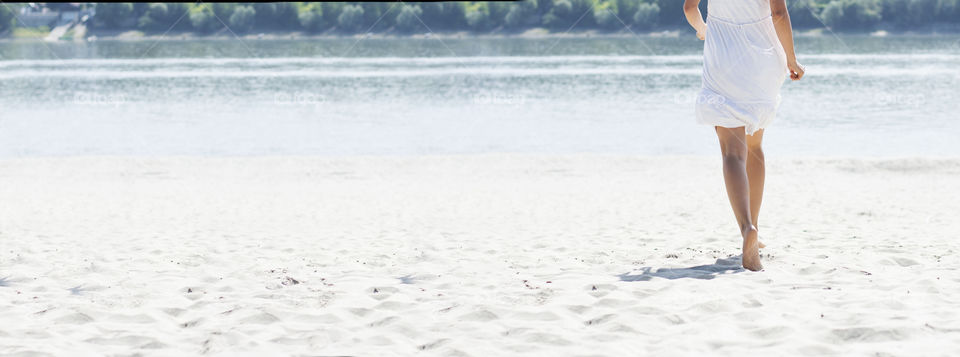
[618,256,744,281]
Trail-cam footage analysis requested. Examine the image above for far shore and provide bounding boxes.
[3,25,960,43]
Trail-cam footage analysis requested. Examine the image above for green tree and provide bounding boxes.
[542,0,594,29]
[654,0,686,26]
[320,3,344,29]
[132,3,150,19]
[465,2,491,31]
[66,0,960,35]
[189,4,220,33]
[847,0,883,29]
[632,2,660,29]
[276,3,300,29]
[616,0,638,21]
[542,0,570,28]
[487,2,511,28]
[537,0,554,15]
[254,3,276,25]
[338,4,365,32]
[821,1,845,26]
[906,0,937,25]
[822,0,882,30]
[229,5,255,33]
[421,2,466,30]
[298,3,324,32]
[0,4,15,34]
[361,3,394,31]
[253,3,298,29]
[937,0,960,21]
[138,3,189,31]
[504,5,526,28]
[789,0,827,28]
[395,5,424,33]
[504,1,537,29]
[212,3,237,22]
[572,0,597,27]
[138,3,168,30]
[95,3,135,29]
[593,0,620,30]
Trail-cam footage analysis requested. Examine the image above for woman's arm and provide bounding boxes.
[683,0,706,40]
[770,0,805,80]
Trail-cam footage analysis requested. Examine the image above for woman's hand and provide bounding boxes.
[684,0,707,41]
[787,60,805,81]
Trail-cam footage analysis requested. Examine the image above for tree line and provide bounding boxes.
[2,1,959,36]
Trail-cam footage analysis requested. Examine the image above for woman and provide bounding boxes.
[684,0,805,271]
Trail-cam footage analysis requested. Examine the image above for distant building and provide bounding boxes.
[17,3,93,27]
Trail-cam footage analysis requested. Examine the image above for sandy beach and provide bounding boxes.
[1,154,958,355]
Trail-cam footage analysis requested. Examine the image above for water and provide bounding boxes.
[1,36,958,157]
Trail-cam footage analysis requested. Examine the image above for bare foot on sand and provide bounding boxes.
[741,225,763,271]
[759,241,766,249]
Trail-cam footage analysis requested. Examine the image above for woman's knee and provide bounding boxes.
[746,129,764,151]
[719,139,748,162]
[722,148,748,163]
[716,127,747,158]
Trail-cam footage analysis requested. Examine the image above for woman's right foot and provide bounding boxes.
[741,225,763,271]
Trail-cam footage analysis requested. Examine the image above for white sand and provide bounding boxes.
[1,155,958,356]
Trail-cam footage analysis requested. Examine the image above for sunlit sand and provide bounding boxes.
[2,155,957,355]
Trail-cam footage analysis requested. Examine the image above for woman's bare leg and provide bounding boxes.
[746,129,766,248]
[715,127,762,271]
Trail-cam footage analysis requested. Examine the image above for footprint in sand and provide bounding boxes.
[417,338,451,351]
[584,313,617,326]
[348,307,373,317]
[367,315,399,327]
[831,327,907,342]
[458,309,499,322]
[511,310,561,321]
[374,300,415,311]
[85,335,162,348]
[239,311,280,324]
[182,286,205,301]
[566,305,592,315]
[751,325,794,339]
[587,283,618,298]
[523,332,573,346]
[368,286,399,301]
[291,313,341,324]
[161,307,187,317]
[886,256,919,267]
[180,318,203,328]
[104,313,156,324]
[53,312,93,325]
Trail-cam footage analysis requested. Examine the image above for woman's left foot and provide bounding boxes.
[741,226,763,271]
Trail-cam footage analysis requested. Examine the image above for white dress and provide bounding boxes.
[696,0,789,135]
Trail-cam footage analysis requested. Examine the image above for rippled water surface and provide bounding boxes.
[1,36,958,157]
